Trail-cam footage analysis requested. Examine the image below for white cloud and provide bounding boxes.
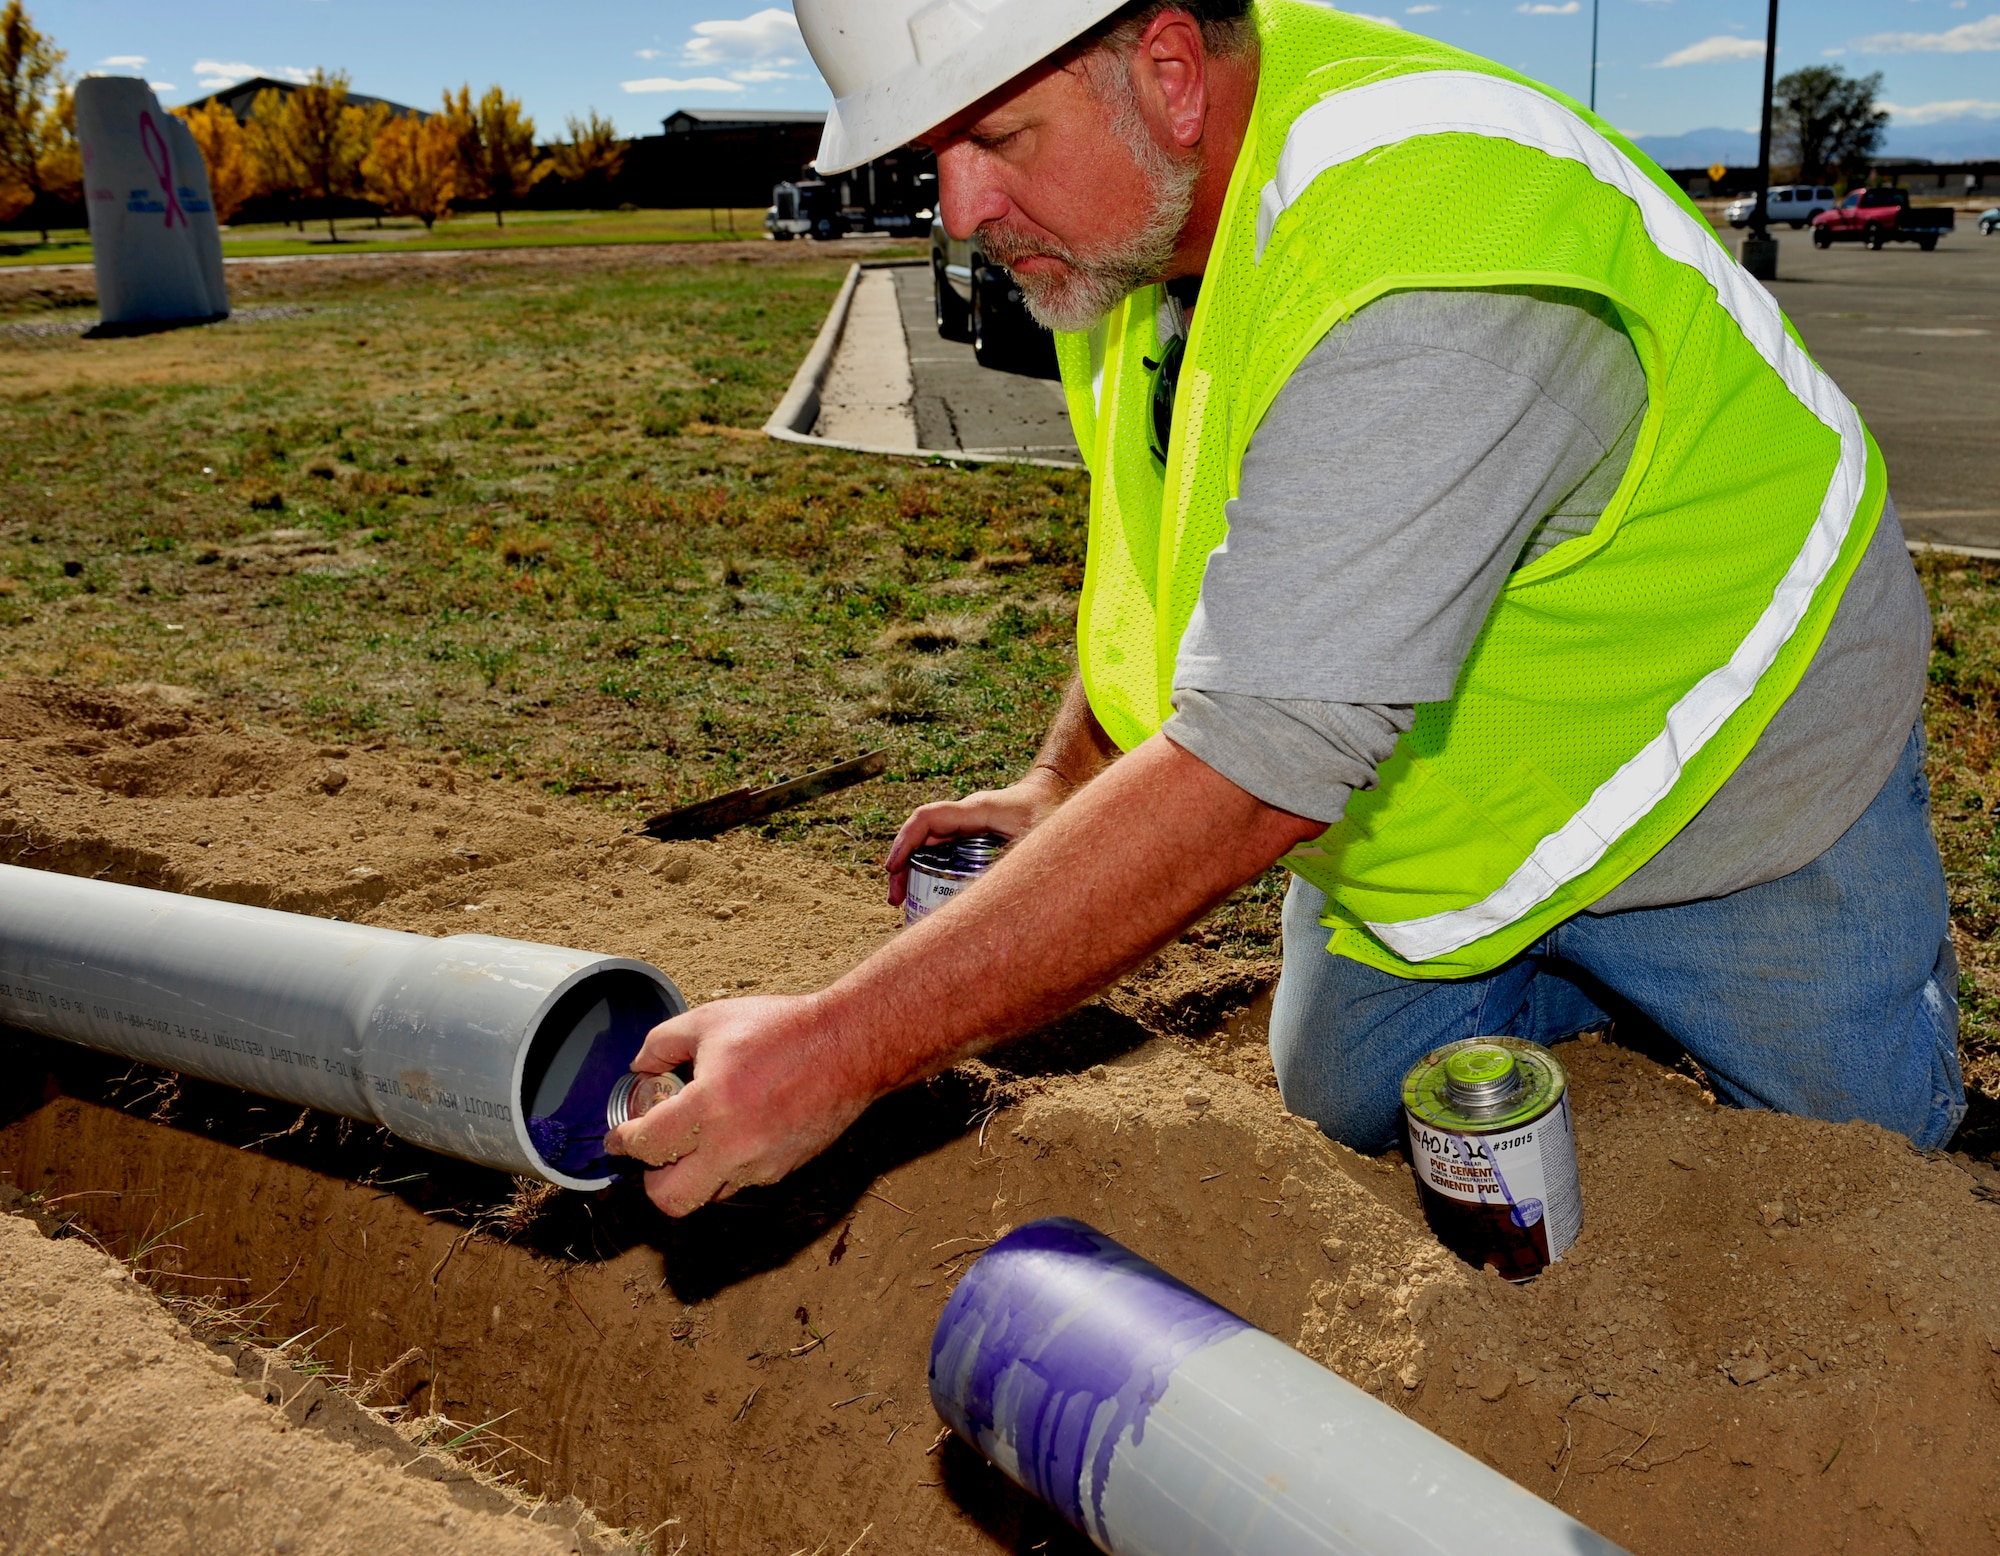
[1517,2,1580,13]
[636,48,665,60]
[620,75,745,94]
[1654,35,1766,66]
[98,54,147,68]
[1407,3,1440,11]
[1855,15,2000,52]
[1884,96,2000,123]
[684,8,803,66]
[192,57,307,89]
[728,67,799,82]
[149,81,176,92]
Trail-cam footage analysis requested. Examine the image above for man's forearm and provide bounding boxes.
[609,733,1325,1213]
[1028,673,1122,795]
[821,732,1323,1098]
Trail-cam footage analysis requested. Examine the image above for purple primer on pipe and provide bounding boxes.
[928,1218,1250,1542]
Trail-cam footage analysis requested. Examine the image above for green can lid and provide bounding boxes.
[1444,1046,1516,1087]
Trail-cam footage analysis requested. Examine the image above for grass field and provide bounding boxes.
[0,240,1992,1117]
[0,208,799,268]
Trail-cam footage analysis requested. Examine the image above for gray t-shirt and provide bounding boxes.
[1162,287,1929,911]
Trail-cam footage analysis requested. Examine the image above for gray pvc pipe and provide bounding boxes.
[0,864,684,1190]
[931,1219,1628,1556]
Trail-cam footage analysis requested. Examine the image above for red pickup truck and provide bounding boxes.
[1810,188,1955,251]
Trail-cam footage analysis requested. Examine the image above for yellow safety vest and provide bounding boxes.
[1055,0,1885,978]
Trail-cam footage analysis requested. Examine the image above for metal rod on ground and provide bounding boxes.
[0,865,685,1189]
[635,749,887,842]
[1742,0,1782,281]
[930,1219,1630,1556]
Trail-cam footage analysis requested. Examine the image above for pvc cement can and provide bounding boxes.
[1402,1036,1582,1281]
[904,832,1007,926]
[606,1070,683,1131]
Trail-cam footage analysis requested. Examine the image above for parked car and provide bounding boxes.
[1725,184,1836,229]
[766,180,847,241]
[1981,207,1999,236]
[1810,188,1955,251]
[929,217,1058,376]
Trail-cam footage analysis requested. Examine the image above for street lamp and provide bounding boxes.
[1742,0,1781,280]
[1589,0,1600,114]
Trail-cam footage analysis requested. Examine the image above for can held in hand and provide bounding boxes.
[904,832,1007,926]
[606,1070,683,1132]
[1402,1037,1582,1281]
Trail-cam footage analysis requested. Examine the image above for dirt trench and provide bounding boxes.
[2,678,1999,1555]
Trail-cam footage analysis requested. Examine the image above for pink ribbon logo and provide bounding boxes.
[138,111,187,229]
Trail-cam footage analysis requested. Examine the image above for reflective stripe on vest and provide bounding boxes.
[1057,1,1883,978]
[1255,72,1868,964]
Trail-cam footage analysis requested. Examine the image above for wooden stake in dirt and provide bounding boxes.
[634,750,887,842]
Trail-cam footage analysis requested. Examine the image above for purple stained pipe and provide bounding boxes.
[929,1218,1628,1556]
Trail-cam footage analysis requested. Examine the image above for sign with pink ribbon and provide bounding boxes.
[75,77,229,327]
[136,111,190,230]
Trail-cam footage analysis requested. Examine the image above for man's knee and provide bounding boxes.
[1268,1008,1408,1153]
[1696,935,1964,1150]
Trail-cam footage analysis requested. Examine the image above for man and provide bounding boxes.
[607,0,1958,1215]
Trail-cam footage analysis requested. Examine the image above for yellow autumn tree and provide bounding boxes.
[244,86,305,228]
[37,79,76,203]
[0,0,76,241]
[446,83,546,227]
[172,98,254,222]
[363,112,456,229]
[550,109,626,191]
[283,68,380,241]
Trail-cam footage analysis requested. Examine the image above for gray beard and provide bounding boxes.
[977,91,1200,334]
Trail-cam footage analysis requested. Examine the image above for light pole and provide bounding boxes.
[1589,0,1600,113]
[1742,0,1781,280]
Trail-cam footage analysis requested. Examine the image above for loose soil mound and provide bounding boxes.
[2,679,1998,1554]
[0,1211,626,1555]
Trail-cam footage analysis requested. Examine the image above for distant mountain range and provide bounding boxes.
[1631,121,1999,168]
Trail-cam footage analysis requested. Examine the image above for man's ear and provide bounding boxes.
[1132,10,1210,150]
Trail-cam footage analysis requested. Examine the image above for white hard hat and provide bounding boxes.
[798,0,1132,174]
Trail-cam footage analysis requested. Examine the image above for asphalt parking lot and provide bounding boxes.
[889,264,1081,464]
[877,227,1996,545]
[1762,224,1999,550]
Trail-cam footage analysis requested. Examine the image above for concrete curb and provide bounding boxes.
[1908,540,2000,563]
[764,261,866,444]
[763,259,1084,470]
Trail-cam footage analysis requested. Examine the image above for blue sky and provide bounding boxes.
[39,0,2000,145]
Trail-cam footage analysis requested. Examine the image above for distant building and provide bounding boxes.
[660,108,826,136]
[619,107,831,208]
[1868,158,1995,196]
[1659,157,1996,201]
[181,76,427,124]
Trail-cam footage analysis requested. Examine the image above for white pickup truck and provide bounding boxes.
[1725,184,1837,229]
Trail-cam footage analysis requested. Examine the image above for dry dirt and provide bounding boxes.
[2,678,1999,1555]
[0,1208,635,1555]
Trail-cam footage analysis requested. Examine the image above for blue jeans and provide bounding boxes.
[1270,721,1964,1151]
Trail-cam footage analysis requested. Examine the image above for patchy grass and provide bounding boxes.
[1913,550,2000,1151]
[1,208,793,268]
[0,241,1291,958]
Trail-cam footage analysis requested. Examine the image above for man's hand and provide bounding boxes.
[885,767,1070,906]
[607,732,1327,1219]
[885,672,1120,907]
[603,992,879,1217]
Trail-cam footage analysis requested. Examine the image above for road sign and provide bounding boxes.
[1709,163,1728,183]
